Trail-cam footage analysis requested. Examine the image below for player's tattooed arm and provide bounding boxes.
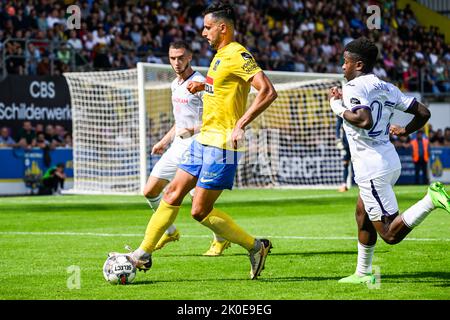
[390,101,430,136]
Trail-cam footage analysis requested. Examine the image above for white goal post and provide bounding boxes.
[64,63,344,195]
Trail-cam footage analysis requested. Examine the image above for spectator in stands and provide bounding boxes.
[24,42,41,75]
[93,44,111,70]
[430,128,445,146]
[67,30,83,51]
[373,60,388,81]
[0,0,448,92]
[410,130,430,185]
[0,126,17,147]
[5,41,24,74]
[36,54,50,75]
[63,133,73,148]
[427,124,435,139]
[44,124,62,149]
[444,127,450,147]
[54,125,66,143]
[35,131,50,149]
[35,123,44,135]
[16,121,36,149]
[56,44,71,68]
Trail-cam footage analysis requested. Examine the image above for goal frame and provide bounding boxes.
[137,62,344,193]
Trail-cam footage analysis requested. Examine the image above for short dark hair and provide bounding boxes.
[169,40,192,53]
[344,37,379,73]
[56,163,65,169]
[203,1,236,27]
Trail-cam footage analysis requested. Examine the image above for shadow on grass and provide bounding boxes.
[131,272,449,286]
[380,272,450,286]
[157,250,389,258]
[132,274,341,285]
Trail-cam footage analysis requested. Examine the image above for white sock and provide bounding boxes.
[165,224,177,235]
[213,233,225,242]
[356,242,375,276]
[401,194,435,228]
[146,194,162,211]
[132,248,151,260]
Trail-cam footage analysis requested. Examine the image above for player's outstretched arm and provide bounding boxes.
[231,71,277,149]
[389,101,430,136]
[152,125,176,155]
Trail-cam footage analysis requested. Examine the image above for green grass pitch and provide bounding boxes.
[0,185,449,300]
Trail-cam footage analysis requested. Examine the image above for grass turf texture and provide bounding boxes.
[0,185,449,300]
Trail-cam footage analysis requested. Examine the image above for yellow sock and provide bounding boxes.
[201,208,255,251]
[139,199,180,253]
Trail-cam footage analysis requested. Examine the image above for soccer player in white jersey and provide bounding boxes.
[329,37,450,284]
[142,41,230,256]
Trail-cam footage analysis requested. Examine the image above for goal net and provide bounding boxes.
[64,63,343,194]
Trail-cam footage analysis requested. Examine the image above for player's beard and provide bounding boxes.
[210,39,219,50]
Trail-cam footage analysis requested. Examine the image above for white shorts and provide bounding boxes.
[150,136,194,181]
[358,169,401,221]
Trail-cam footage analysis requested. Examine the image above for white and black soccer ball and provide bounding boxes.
[103,254,136,285]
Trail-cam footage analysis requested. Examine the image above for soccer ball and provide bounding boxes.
[103,254,136,285]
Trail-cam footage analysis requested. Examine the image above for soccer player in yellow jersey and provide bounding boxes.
[113,1,277,280]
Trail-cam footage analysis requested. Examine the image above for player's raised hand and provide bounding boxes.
[231,126,245,150]
[151,141,166,155]
[186,81,205,94]
[389,124,407,136]
[329,86,343,100]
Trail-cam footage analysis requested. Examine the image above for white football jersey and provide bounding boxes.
[342,74,416,183]
[171,71,204,135]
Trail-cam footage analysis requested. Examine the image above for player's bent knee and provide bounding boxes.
[381,235,401,245]
[143,188,161,199]
[190,205,211,222]
[162,187,184,206]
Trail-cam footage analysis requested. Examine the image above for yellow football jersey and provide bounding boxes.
[196,41,262,150]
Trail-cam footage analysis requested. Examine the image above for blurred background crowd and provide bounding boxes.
[0,0,449,94]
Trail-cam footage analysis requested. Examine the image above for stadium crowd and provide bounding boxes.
[0,122,72,149]
[0,0,449,93]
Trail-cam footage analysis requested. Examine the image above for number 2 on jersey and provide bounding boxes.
[368,100,389,137]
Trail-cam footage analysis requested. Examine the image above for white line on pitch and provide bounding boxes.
[0,231,448,242]
[0,188,424,204]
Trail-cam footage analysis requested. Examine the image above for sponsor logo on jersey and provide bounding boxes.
[173,97,188,104]
[350,97,361,105]
[241,52,253,60]
[205,76,214,94]
[240,51,259,73]
[241,59,259,73]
